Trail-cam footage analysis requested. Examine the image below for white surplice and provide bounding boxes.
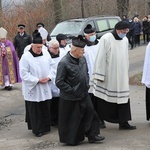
[84,42,100,82]
[19,49,56,102]
[50,51,66,97]
[84,42,100,94]
[59,44,70,57]
[142,42,150,88]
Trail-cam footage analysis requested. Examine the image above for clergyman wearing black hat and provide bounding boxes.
[14,23,32,59]
[90,20,136,130]
[19,31,55,137]
[30,33,43,56]
[114,21,130,39]
[84,24,99,46]
[56,33,68,48]
[55,35,105,145]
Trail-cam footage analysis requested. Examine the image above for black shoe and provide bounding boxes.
[7,86,12,91]
[35,132,43,137]
[100,120,106,129]
[119,122,136,130]
[88,135,105,143]
[4,86,12,90]
[4,86,10,89]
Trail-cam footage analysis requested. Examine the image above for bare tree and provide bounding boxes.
[81,0,84,17]
[53,0,62,24]
[0,0,2,26]
[0,0,148,41]
[117,0,130,18]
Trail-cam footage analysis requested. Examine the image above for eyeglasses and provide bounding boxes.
[51,47,59,50]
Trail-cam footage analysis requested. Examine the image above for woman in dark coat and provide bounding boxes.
[134,17,142,46]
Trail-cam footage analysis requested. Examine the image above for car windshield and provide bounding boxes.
[50,21,85,36]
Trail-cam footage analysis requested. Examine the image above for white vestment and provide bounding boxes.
[142,42,150,88]
[90,33,129,104]
[84,42,100,93]
[50,51,65,97]
[19,49,55,102]
[59,44,70,57]
[84,42,100,82]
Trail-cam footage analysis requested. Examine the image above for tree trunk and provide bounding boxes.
[53,0,62,24]
[81,0,84,17]
[117,0,130,18]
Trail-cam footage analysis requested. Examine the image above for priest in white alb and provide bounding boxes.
[19,33,55,137]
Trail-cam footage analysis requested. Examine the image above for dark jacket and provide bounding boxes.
[14,32,32,59]
[56,52,90,101]
[134,21,142,35]
[147,21,150,34]
[142,20,150,34]
[129,20,135,34]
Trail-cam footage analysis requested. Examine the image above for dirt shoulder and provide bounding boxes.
[129,72,142,86]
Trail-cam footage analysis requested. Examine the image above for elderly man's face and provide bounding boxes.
[32,44,43,54]
[49,43,59,55]
[75,47,84,58]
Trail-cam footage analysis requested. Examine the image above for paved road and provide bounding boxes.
[0,44,149,150]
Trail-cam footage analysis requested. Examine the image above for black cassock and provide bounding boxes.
[146,87,150,120]
[95,97,132,123]
[58,94,100,145]
[25,100,51,136]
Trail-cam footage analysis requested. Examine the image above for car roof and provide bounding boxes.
[60,15,121,22]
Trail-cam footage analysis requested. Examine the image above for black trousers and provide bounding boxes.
[143,33,149,43]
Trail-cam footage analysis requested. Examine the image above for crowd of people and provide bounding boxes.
[0,17,150,146]
[122,14,150,49]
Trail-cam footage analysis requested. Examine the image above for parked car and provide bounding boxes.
[50,15,121,43]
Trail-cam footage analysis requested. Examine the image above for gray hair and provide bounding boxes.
[49,39,59,47]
